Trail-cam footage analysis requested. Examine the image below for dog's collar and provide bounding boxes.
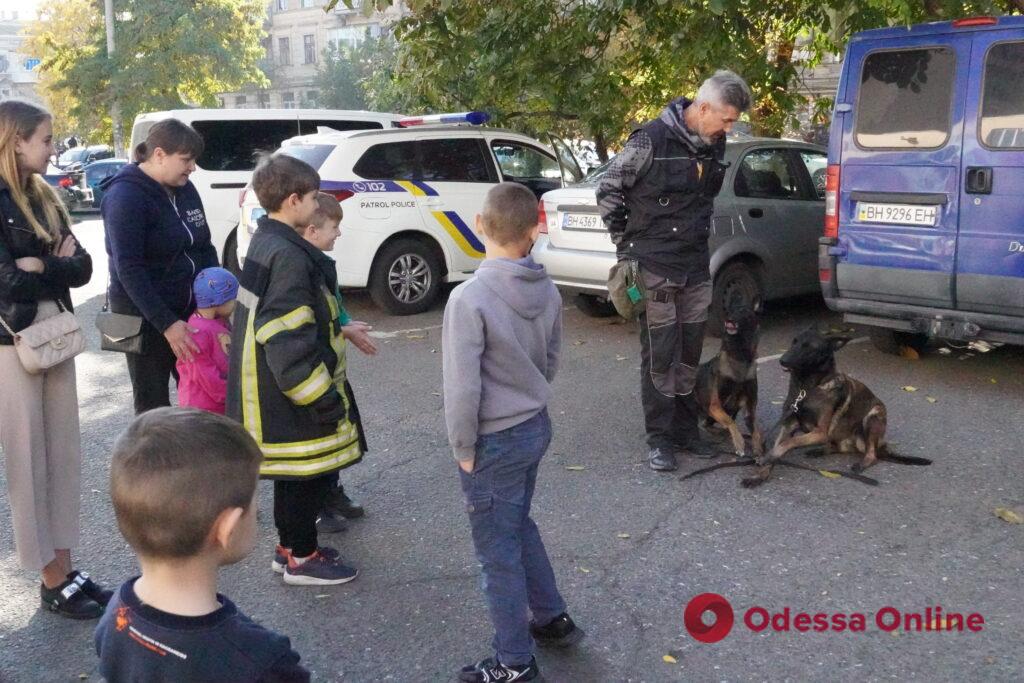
[791,389,807,413]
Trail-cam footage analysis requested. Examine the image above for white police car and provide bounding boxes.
[238,112,584,315]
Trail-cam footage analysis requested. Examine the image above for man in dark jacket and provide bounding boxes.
[101,123,218,414]
[597,70,752,472]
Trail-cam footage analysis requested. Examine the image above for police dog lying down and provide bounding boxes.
[741,327,931,488]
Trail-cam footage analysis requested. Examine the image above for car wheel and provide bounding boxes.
[708,261,763,338]
[574,293,618,318]
[868,327,929,355]
[223,229,241,277]
[369,238,442,315]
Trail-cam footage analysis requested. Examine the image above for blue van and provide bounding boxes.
[819,15,1024,350]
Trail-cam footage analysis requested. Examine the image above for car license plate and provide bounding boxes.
[856,202,938,227]
[562,213,602,231]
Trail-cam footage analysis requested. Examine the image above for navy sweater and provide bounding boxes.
[95,578,310,683]
[100,164,218,333]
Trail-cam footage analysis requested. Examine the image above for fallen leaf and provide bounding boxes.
[616,533,631,539]
[902,386,918,392]
[572,340,586,346]
[990,378,998,384]
[615,355,627,361]
[994,507,1024,524]
[315,594,331,599]
[890,629,900,637]
[663,655,677,664]
[579,567,591,573]
[937,347,952,355]
[564,465,586,471]
[926,397,937,404]
[899,346,920,360]
[771,400,783,405]
[406,333,426,339]
[431,392,441,397]
[818,470,841,479]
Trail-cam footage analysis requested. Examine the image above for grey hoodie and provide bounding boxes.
[442,255,562,461]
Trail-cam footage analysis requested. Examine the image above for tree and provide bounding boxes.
[326,0,1022,157]
[26,0,270,145]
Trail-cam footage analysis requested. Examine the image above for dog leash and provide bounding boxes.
[677,457,880,486]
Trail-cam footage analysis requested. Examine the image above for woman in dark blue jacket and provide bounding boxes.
[101,119,217,413]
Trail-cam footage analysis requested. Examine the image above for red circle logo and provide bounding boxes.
[684,593,735,643]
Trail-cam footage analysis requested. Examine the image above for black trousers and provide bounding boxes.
[125,329,179,415]
[638,269,712,451]
[274,475,335,558]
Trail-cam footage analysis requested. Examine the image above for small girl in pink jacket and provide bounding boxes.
[176,267,238,414]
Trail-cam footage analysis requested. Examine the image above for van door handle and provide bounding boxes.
[966,167,993,194]
[748,208,764,218]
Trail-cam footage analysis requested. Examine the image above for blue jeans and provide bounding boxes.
[458,409,567,666]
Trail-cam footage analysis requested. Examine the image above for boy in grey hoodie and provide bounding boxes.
[443,183,584,683]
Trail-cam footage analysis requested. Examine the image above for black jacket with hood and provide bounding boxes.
[0,178,92,344]
[100,163,217,333]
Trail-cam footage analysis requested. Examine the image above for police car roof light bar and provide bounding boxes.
[397,111,491,127]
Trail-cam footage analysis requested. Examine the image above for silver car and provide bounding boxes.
[532,138,827,329]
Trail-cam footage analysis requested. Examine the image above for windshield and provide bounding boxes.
[58,148,88,165]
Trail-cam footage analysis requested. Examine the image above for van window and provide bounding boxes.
[192,119,300,171]
[734,148,801,199]
[980,41,1024,149]
[280,144,335,170]
[855,47,956,149]
[419,139,493,182]
[298,119,385,135]
[353,141,418,179]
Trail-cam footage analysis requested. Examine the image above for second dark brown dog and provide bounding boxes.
[742,327,930,488]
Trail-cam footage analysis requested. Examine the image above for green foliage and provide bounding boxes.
[26,0,269,144]
[316,33,421,113]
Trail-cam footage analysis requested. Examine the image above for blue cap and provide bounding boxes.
[193,267,239,309]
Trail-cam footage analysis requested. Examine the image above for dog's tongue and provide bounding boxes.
[725,321,738,334]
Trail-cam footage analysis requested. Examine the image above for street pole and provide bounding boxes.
[104,0,124,157]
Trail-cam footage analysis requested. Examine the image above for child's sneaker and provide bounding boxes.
[530,612,585,648]
[271,545,341,574]
[282,550,358,586]
[458,656,539,683]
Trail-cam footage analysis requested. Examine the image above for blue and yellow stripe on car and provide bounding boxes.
[321,179,484,258]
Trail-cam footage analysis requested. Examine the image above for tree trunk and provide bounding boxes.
[594,130,608,163]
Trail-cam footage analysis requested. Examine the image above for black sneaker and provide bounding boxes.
[40,580,103,620]
[315,510,348,534]
[325,486,365,519]
[530,612,585,648]
[648,447,678,471]
[67,570,114,606]
[458,656,539,683]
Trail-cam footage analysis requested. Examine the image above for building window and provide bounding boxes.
[277,0,287,10]
[282,92,296,110]
[301,0,316,7]
[257,93,270,109]
[306,90,319,108]
[327,26,370,52]
[278,37,291,66]
[303,35,316,64]
[235,95,247,107]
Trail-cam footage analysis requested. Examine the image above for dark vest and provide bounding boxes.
[623,118,727,281]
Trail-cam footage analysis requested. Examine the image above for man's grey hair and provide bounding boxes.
[695,70,752,113]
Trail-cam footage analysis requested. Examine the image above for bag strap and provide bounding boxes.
[0,312,14,337]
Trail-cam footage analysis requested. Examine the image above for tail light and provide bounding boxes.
[537,200,548,234]
[952,16,997,28]
[824,165,840,238]
[58,176,73,188]
[328,189,354,203]
[238,188,247,207]
[819,268,832,283]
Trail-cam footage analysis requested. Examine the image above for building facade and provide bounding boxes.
[0,10,41,103]
[219,0,407,110]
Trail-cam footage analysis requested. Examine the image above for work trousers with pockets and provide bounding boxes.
[638,268,712,451]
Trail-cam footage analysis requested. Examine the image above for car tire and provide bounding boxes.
[223,229,241,277]
[868,327,929,355]
[708,261,763,338]
[574,293,618,318]
[369,238,442,315]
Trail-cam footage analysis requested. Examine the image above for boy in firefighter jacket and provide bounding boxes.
[227,154,362,586]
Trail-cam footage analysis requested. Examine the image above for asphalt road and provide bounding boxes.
[0,217,1021,682]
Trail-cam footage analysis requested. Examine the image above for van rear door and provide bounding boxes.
[955,29,1024,318]
[835,34,970,308]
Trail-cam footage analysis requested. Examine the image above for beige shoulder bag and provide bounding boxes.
[0,300,85,374]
